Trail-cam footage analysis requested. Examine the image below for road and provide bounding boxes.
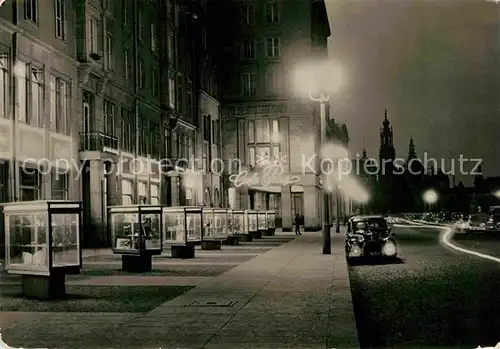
[348,223,500,349]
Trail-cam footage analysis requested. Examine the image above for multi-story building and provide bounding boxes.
[77,0,164,246]
[212,0,331,230]
[0,0,224,248]
[0,0,82,252]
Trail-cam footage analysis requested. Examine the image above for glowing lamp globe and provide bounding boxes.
[423,189,438,204]
[494,189,500,199]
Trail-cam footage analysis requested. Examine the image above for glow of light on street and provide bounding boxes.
[494,189,500,199]
[423,189,438,204]
[325,170,370,203]
[292,61,344,98]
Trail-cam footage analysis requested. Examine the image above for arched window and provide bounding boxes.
[204,187,211,207]
[214,188,220,207]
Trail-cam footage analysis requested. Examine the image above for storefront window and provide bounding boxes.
[122,179,133,205]
[151,184,159,205]
[19,165,41,201]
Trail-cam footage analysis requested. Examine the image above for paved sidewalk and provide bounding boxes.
[1,229,359,349]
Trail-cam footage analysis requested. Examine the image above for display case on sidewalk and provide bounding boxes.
[224,210,239,245]
[108,205,163,272]
[232,210,251,242]
[256,211,267,239]
[266,210,276,236]
[202,208,227,250]
[163,206,202,258]
[2,200,83,299]
[247,210,258,239]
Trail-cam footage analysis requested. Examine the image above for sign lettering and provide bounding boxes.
[229,161,300,188]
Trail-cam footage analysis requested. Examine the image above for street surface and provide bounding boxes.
[349,223,500,348]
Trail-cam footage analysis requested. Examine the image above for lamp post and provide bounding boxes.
[308,92,333,254]
[294,62,344,254]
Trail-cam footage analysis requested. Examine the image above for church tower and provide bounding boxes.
[408,138,416,160]
[379,109,396,177]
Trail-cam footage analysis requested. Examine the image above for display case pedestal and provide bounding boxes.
[251,231,262,240]
[122,254,152,272]
[238,234,252,242]
[22,272,66,300]
[201,240,222,250]
[171,245,195,259]
[268,228,276,236]
[225,236,239,245]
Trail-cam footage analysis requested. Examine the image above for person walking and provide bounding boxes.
[295,213,302,235]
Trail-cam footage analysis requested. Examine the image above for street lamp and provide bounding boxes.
[423,189,438,213]
[294,62,343,254]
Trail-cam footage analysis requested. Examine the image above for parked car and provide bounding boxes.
[486,214,500,232]
[345,215,397,264]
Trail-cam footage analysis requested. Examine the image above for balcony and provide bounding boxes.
[79,132,118,152]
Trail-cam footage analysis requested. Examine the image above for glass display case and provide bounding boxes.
[202,208,215,239]
[247,210,257,232]
[213,209,228,239]
[226,210,234,236]
[257,211,267,233]
[163,207,203,245]
[2,200,82,299]
[266,210,276,235]
[109,205,162,255]
[232,210,247,235]
[3,200,82,276]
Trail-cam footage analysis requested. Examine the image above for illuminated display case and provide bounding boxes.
[2,200,82,299]
[246,210,259,239]
[202,208,215,239]
[109,205,162,254]
[257,211,267,232]
[232,210,247,235]
[226,210,234,236]
[108,205,162,272]
[266,210,276,236]
[213,209,228,239]
[163,207,202,245]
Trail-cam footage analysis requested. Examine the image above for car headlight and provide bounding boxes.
[382,241,397,256]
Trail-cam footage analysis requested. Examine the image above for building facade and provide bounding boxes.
[0,0,224,248]
[213,0,331,230]
[0,0,82,252]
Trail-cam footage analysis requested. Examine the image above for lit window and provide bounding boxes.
[266,37,280,58]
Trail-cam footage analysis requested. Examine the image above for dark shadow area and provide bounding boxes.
[81,264,235,277]
[349,259,500,348]
[348,257,405,266]
[0,285,193,313]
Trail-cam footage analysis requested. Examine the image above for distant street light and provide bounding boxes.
[423,189,438,213]
[494,189,500,199]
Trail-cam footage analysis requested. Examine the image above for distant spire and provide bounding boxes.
[408,137,416,159]
[383,109,390,127]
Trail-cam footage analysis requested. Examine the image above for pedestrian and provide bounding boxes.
[295,213,302,235]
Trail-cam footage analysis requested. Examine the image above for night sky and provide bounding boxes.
[326,0,499,183]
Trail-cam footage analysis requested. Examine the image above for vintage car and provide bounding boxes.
[345,215,397,263]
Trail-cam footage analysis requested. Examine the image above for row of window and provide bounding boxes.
[241,2,280,25]
[0,58,69,134]
[242,68,283,96]
[122,180,160,205]
[247,119,280,167]
[241,36,281,60]
[24,0,66,41]
[14,165,68,202]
